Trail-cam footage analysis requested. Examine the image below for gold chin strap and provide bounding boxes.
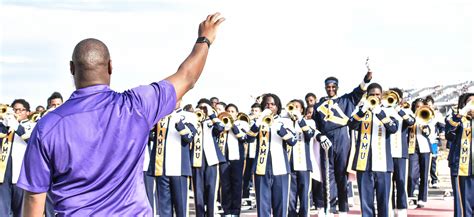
[458,117,472,176]
[192,122,203,168]
[154,116,170,176]
[256,125,270,175]
[0,130,14,183]
[356,111,373,171]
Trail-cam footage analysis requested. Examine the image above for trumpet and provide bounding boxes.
[29,111,42,122]
[366,95,380,109]
[236,112,250,125]
[402,101,411,109]
[195,109,206,122]
[415,105,434,125]
[382,90,400,107]
[262,114,274,127]
[286,102,298,120]
[218,112,234,130]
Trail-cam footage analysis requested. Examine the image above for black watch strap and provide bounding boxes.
[196,37,211,48]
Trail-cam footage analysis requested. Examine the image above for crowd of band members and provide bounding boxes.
[1,76,473,217]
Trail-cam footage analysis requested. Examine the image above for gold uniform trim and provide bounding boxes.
[0,131,14,183]
[256,126,270,175]
[154,116,170,176]
[408,126,416,154]
[193,122,203,168]
[458,118,472,176]
[356,111,373,171]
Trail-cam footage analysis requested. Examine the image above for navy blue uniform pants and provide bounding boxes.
[192,162,219,217]
[288,170,311,217]
[392,158,408,209]
[242,158,254,199]
[357,171,391,217]
[408,152,430,202]
[156,175,189,217]
[255,173,290,217]
[220,159,244,215]
[311,180,324,208]
[453,176,474,217]
[321,128,350,212]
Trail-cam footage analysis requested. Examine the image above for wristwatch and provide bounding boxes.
[196,37,211,48]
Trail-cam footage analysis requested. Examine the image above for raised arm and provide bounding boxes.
[165,13,225,101]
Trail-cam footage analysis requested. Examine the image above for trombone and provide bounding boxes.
[286,102,297,120]
[415,105,434,125]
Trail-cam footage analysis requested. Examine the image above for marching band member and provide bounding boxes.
[246,93,298,216]
[407,98,432,208]
[383,88,415,217]
[424,96,445,189]
[445,93,474,217]
[218,104,248,216]
[192,99,226,217]
[286,99,316,217]
[0,100,35,217]
[147,102,197,217]
[312,71,372,215]
[242,103,261,202]
[348,83,399,217]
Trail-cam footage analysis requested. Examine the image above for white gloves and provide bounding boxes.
[320,135,332,150]
[459,101,473,116]
[361,100,372,113]
[4,114,19,131]
[372,104,382,115]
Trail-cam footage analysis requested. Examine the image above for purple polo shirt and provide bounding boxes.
[17,80,176,216]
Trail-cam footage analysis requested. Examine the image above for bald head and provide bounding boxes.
[70,38,112,89]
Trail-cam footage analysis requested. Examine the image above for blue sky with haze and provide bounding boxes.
[1,0,472,110]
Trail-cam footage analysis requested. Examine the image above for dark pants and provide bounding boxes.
[311,180,324,208]
[143,172,157,215]
[242,158,254,198]
[0,157,23,217]
[357,171,391,217]
[156,175,189,217]
[192,162,219,217]
[454,176,474,217]
[392,158,408,209]
[430,156,438,184]
[255,173,290,217]
[219,159,244,215]
[288,171,311,217]
[321,128,350,212]
[408,152,430,202]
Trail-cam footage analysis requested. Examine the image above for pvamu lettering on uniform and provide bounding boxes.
[258,131,268,165]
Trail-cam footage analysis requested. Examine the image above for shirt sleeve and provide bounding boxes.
[16,127,52,193]
[129,80,177,127]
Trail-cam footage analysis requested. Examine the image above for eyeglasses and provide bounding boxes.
[13,108,27,113]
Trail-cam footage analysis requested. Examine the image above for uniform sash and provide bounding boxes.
[458,118,472,176]
[387,108,403,158]
[0,130,14,183]
[408,126,416,154]
[154,115,170,176]
[193,122,203,168]
[356,111,373,171]
[218,131,227,155]
[371,114,388,172]
[256,125,270,175]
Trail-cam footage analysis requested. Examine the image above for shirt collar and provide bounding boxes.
[69,84,111,99]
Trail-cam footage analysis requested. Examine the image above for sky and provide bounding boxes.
[0,0,472,112]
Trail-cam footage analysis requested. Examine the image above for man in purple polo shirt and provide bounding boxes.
[17,13,225,216]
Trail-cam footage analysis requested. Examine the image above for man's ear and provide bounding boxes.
[70,61,75,75]
[108,60,112,75]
